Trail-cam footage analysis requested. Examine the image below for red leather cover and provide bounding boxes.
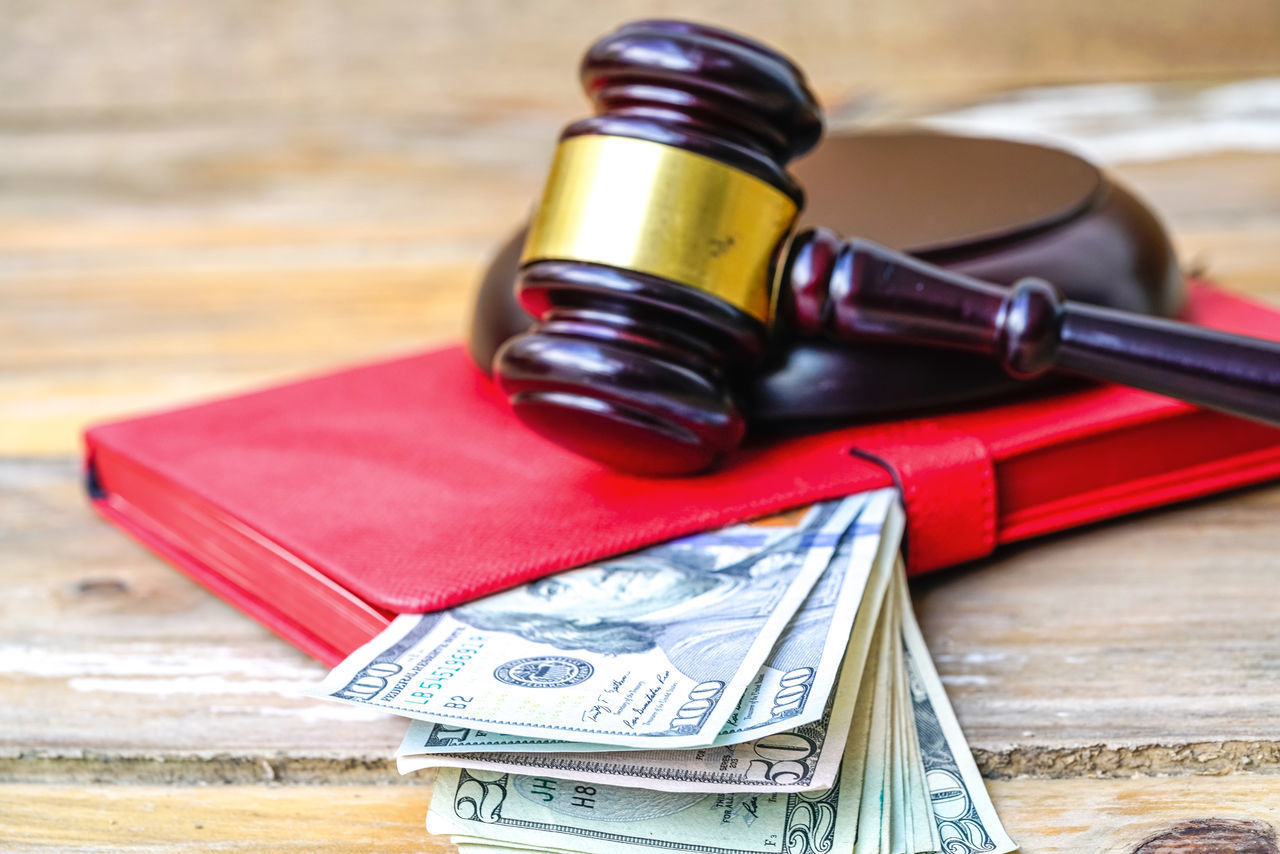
[85,282,1280,664]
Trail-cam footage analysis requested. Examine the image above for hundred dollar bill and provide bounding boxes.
[424,625,893,853]
[398,571,887,793]
[899,560,1017,854]
[708,490,899,744]
[423,611,893,853]
[429,618,895,854]
[400,646,859,792]
[310,496,865,749]
[426,557,1017,854]
[397,494,903,792]
[397,490,903,759]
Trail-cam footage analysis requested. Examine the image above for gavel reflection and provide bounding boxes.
[493,19,1280,476]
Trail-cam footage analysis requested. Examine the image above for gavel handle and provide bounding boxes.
[803,236,1280,426]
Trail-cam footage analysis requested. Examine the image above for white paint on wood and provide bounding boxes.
[921,78,1280,162]
[0,645,325,679]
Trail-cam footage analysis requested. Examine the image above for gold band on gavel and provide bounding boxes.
[520,134,799,323]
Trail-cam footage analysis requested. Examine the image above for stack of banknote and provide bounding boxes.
[310,489,1016,854]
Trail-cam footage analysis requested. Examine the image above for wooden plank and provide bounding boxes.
[5,776,1280,853]
[1112,154,1280,232]
[0,458,410,780]
[0,115,546,457]
[0,262,485,456]
[4,457,1280,782]
[913,483,1280,778]
[1174,226,1280,300]
[4,1,1280,121]
[5,219,1277,456]
[993,776,1280,853]
[1,139,1278,457]
[2,71,1279,818]
[0,783,440,853]
[2,98,1277,233]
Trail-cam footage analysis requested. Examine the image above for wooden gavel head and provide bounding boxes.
[493,20,822,475]
[494,19,1280,476]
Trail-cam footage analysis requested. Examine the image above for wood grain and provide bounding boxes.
[4,0,1280,121]
[913,484,1280,778]
[5,776,1280,853]
[4,456,1280,783]
[0,458,408,781]
[0,783,437,853]
[2,144,1278,456]
[2,52,1280,852]
[1130,819,1278,854]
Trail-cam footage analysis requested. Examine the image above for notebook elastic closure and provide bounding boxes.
[849,424,997,573]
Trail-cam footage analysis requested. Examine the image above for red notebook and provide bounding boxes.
[85,282,1280,665]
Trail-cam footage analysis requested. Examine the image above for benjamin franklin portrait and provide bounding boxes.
[452,505,838,683]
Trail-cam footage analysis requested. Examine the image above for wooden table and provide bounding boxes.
[4,75,1280,852]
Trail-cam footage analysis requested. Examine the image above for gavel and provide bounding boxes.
[493,19,1280,476]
